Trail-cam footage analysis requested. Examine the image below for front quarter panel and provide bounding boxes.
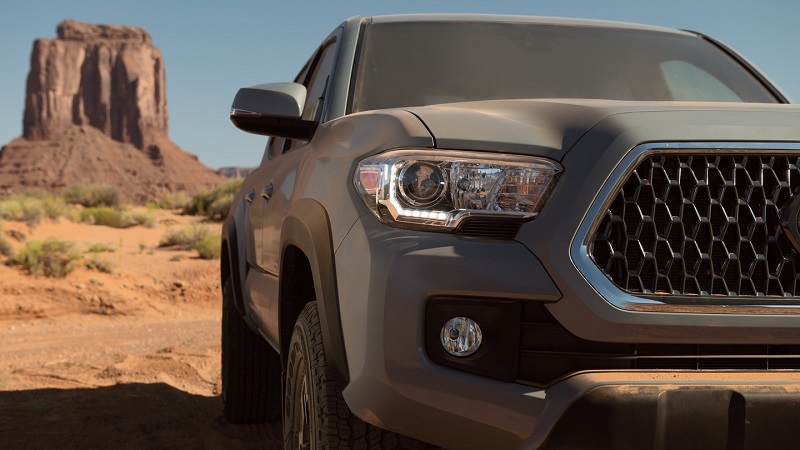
[276,109,433,380]
[291,109,434,252]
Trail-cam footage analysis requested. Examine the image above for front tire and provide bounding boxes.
[284,302,427,449]
[221,278,281,423]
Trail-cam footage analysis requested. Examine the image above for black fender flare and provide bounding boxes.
[280,198,348,385]
[221,213,247,315]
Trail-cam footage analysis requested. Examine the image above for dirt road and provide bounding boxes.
[0,313,282,449]
[0,212,283,448]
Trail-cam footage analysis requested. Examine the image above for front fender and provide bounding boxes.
[280,198,348,385]
[222,199,249,316]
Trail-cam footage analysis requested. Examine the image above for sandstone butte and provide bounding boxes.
[0,19,226,202]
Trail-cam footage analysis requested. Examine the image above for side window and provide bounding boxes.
[660,60,742,102]
[267,58,313,159]
[285,38,339,151]
[302,42,338,121]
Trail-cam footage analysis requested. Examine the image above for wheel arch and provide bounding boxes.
[221,214,247,315]
[279,198,349,386]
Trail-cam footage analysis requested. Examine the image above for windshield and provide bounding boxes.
[351,21,779,112]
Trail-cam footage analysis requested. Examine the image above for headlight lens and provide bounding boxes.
[355,149,562,230]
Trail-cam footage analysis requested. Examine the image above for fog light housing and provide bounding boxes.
[440,317,482,357]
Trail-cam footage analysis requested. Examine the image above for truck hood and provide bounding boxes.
[404,99,800,160]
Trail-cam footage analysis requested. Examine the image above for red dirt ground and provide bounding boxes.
[0,210,282,448]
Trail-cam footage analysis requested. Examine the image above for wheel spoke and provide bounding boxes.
[301,373,311,448]
[295,372,311,449]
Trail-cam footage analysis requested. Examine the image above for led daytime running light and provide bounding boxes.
[355,150,562,230]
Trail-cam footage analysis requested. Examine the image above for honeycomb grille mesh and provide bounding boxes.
[589,153,800,300]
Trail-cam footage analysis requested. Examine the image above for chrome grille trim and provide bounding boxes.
[572,142,800,314]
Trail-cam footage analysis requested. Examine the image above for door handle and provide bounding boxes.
[261,183,274,201]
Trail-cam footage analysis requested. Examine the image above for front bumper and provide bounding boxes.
[535,371,800,450]
[335,214,558,448]
[335,214,800,449]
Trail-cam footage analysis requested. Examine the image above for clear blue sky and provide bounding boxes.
[1,0,798,169]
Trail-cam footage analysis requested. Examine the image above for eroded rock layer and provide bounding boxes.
[0,20,225,201]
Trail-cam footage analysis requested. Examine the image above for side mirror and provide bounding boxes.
[229,82,317,140]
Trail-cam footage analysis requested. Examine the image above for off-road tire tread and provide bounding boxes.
[285,302,428,449]
[221,279,281,423]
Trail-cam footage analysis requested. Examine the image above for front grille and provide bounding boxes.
[517,302,800,387]
[588,153,800,302]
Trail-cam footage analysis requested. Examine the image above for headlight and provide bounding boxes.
[354,149,562,230]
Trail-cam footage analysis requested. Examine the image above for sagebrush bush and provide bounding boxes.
[127,210,157,228]
[41,196,70,221]
[159,223,213,249]
[194,234,221,260]
[0,192,68,227]
[207,196,233,221]
[62,184,121,207]
[15,237,82,278]
[0,224,13,259]
[85,256,114,274]
[80,207,156,228]
[184,178,243,220]
[87,242,116,253]
[157,191,191,210]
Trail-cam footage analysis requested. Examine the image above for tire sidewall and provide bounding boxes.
[283,303,320,449]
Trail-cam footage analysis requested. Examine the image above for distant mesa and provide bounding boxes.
[218,167,256,179]
[0,19,225,202]
[56,19,152,44]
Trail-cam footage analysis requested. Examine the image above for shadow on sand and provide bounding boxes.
[0,382,282,449]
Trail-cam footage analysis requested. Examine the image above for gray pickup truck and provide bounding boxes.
[222,14,800,449]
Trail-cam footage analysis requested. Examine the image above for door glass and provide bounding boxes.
[285,40,338,151]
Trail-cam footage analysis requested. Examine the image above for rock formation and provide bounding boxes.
[0,20,225,201]
[218,167,256,179]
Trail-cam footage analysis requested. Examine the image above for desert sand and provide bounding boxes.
[0,210,282,448]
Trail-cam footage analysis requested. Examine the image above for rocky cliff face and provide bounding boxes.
[0,20,224,201]
[24,20,167,149]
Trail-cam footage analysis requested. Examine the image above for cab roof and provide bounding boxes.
[362,13,692,37]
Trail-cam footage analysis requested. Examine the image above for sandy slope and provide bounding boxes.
[0,210,282,448]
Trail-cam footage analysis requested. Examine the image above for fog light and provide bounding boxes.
[440,317,482,357]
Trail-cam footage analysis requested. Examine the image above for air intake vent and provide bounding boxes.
[517,302,800,387]
[456,218,523,239]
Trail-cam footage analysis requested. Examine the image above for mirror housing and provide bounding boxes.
[229,82,317,140]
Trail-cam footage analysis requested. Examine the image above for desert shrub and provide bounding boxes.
[185,178,243,220]
[15,237,82,278]
[0,225,13,259]
[87,242,116,253]
[206,196,233,221]
[0,198,44,227]
[157,191,191,210]
[80,207,123,227]
[127,210,157,228]
[0,191,69,227]
[85,256,114,274]
[159,223,213,249]
[194,234,221,260]
[80,207,156,228]
[40,196,70,220]
[0,199,44,228]
[0,199,23,220]
[62,183,121,207]
[18,190,69,220]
